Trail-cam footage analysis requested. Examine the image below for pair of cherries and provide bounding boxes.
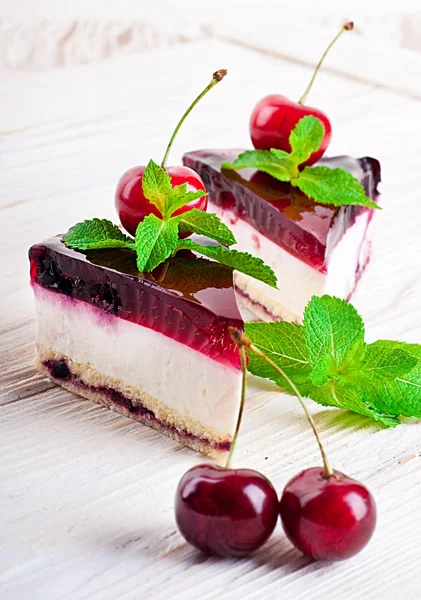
[175,332,376,561]
[115,23,353,236]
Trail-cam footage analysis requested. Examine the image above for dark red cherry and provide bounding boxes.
[249,94,331,166]
[175,464,279,557]
[279,467,376,561]
[115,165,208,236]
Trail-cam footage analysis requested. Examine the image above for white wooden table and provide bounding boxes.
[2,24,421,599]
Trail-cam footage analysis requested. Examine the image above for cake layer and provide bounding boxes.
[38,356,230,459]
[33,284,242,447]
[182,150,380,274]
[223,207,372,322]
[29,236,243,370]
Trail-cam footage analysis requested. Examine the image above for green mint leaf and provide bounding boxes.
[270,149,290,158]
[289,115,324,165]
[175,239,278,288]
[135,214,178,272]
[292,166,380,209]
[309,380,400,427]
[64,219,134,250]
[244,296,421,426]
[244,322,314,396]
[177,209,236,246]
[357,341,421,419]
[141,159,173,217]
[165,186,207,218]
[221,150,296,181]
[303,295,366,386]
[360,341,418,381]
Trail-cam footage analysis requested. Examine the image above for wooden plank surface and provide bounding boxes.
[1,37,421,600]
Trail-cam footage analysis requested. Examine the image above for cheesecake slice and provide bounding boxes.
[29,237,244,458]
[183,151,381,323]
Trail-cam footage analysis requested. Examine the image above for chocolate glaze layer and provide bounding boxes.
[29,237,243,369]
[43,359,231,452]
[182,151,381,273]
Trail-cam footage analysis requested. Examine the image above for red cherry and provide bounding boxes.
[279,467,377,561]
[249,23,354,166]
[250,94,331,166]
[175,464,279,557]
[115,165,207,236]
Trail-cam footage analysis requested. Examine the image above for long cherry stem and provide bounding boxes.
[225,343,247,469]
[230,329,333,478]
[299,22,354,105]
[161,69,227,168]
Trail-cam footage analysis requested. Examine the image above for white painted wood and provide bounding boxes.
[1,35,421,599]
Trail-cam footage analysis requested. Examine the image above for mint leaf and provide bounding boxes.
[292,166,379,209]
[360,341,418,381]
[310,380,400,427]
[244,296,421,427]
[177,209,236,246]
[222,150,296,181]
[165,185,207,218]
[244,322,313,395]
[358,341,421,419]
[176,239,278,288]
[135,214,178,272]
[141,159,173,217]
[221,116,380,210]
[289,115,324,165]
[64,219,134,250]
[303,296,366,386]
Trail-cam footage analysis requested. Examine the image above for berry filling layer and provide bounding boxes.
[41,358,231,454]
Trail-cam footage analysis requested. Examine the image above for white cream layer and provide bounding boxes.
[212,205,372,322]
[33,284,242,436]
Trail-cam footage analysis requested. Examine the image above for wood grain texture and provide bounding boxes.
[1,36,421,599]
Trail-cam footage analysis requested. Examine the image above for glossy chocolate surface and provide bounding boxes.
[29,237,243,369]
[183,151,381,273]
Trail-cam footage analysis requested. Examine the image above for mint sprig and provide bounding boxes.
[222,149,296,181]
[222,115,380,210]
[292,166,379,209]
[176,208,236,246]
[64,219,135,250]
[176,239,277,288]
[289,115,324,164]
[63,160,278,288]
[245,295,420,426]
[134,214,179,272]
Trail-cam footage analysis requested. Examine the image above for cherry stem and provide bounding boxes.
[298,22,354,105]
[229,329,333,479]
[161,69,227,168]
[225,343,247,469]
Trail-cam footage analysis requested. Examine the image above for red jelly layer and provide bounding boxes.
[182,151,381,273]
[29,237,243,369]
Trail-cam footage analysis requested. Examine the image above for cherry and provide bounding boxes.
[279,467,377,561]
[249,22,353,166]
[230,329,377,562]
[175,337,278,557]
[250,95,331,166]
[115,69,227,236]
[116,165,207,237]
[175,464,279,557]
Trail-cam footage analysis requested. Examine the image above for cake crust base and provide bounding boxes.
[36,345,231,461]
